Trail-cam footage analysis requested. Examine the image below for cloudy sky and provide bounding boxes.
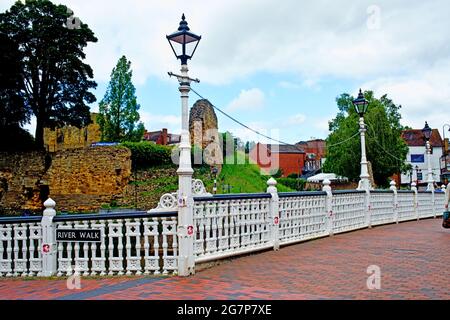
[2,0,450,143]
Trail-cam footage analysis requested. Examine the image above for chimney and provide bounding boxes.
[162,128,168,145]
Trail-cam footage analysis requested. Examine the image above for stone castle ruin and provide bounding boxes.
[189,99,222,167]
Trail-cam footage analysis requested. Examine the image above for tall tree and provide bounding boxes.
[0,32,28,128]
[323,91,409,187]
[97,55,144,142]
[0,32,36,151]
[0,0,98,147]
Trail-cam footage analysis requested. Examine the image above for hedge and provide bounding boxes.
[277,177,306,191]
[121,141,172,168]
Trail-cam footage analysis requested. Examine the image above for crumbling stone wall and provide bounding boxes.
[44,113,101,152]
[0,146,131,214]
[0,151,49,211]
[45,147,131,212]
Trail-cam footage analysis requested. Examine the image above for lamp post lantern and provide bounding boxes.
[352,89,371,191]
[167,14,201,276]
[422,121,434,191]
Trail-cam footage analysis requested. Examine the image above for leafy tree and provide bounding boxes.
[323,91,409,187]
[0,0,98,147]
[0,32,29,128]
[97,55,144,142]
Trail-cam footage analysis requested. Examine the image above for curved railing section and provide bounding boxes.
[1,180,446,277]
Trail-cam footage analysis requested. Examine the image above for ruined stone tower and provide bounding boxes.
[189,99,222,166]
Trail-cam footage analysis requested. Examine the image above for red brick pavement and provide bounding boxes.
[0,219,448,300]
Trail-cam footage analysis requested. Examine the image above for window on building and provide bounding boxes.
[411,154,424,163]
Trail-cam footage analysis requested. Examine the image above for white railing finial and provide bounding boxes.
[267,177,277,194]
[43,198,56,217]
[390,180,397,191]
[322,179,332,193]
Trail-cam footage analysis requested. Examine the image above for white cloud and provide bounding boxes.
[362,60,450,130]
[3,0,450,134]
[226,88,265,111]
[286,114,306,126]
[278,81,301,90]
[140,111,181,133]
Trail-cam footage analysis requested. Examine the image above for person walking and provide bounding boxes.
[444,183,450,228]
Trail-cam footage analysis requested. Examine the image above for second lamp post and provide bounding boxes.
[422,121,434,191]
[352,89,372,191]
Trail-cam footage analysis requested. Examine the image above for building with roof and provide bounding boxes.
[249,143,305,177]
[143,128,180,146]
[400,128,443,187]
[296,139,326,177]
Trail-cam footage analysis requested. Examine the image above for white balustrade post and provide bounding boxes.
[357,116,372,191]
[365,188,372,228]
[322,179,333,236]
[411,182,419,221]
[41,198,57,277]
[176,64,195,277]
[390,181,398,223]
[432,187,436,218]
[266,178,280,250]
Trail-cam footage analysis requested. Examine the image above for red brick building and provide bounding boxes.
[296,139,326,159]
[296,139,326,173]
[143,128,180,146]
[249,143,305,177]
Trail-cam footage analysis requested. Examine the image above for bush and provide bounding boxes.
[0,125,37,151]
[121,141,172,168]
[277,177,306,191]
[287,173,300,179]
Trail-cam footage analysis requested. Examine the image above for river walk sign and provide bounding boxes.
[56,229,101,242]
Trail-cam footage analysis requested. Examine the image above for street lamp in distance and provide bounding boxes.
[352,89,371,191]
[422,121,434,191]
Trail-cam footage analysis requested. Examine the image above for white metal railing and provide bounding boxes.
[417,192,434,219]
[370,191,396,226]
[397,191,416,222]
[331,191,367,234]
[0,219,42,277]
[278,192,328,244]
[0,180,447,277]
[0,208,177,277]
[434,191,447,216]
[54,215,178,276]
[192,195,272,263]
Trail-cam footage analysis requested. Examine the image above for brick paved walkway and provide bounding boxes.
[1,219,449,300]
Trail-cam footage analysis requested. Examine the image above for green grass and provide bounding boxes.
[197,152,294,194]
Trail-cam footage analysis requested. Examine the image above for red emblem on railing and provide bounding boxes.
[42,244,50,253]
[274,217,279,225]
[187,225,194,236]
